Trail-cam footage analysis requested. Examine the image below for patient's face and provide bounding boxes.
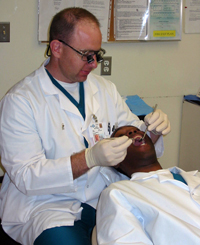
[112,125,154,152]
[112,126,157,175]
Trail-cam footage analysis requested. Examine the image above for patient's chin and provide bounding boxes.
[113,163,120,169]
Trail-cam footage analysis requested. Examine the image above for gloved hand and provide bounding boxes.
[85,136,132,168]
[144,109,171,135]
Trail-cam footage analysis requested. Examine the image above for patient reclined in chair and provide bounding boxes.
[96,126,200,245]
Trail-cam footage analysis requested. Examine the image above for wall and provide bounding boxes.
[0,0,200,175]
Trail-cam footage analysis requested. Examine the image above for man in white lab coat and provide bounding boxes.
[97,125,200,245]
[0,8,170,245]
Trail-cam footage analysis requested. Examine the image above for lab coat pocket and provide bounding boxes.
[1,182,36,225]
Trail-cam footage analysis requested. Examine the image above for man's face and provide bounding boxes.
[112,126,157,173]
[58,21,102,83]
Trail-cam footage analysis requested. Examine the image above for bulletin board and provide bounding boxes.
[38,0,182,42]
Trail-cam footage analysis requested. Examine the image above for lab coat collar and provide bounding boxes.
[82,75,100,131]
[169,167,200,206]
[37,59,100,120]
[99,166,196,188]
[37,58,58,96]
[130,169,175,183]
[172,167,200,195]
[131,166,199,191]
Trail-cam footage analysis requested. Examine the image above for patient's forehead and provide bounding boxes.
[112,126,139,137]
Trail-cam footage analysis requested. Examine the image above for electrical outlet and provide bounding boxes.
[101,56,112,75]
[0,22,10,42]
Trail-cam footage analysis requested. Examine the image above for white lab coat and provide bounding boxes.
[0,59,163,244]
[97,167,200,245]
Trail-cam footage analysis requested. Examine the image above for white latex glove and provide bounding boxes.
[144,109,171,135]
[85,136,132,168]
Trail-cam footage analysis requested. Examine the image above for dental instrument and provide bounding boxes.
[139,104,158,142]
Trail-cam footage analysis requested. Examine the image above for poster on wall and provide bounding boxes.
[148,0,182,40]
[38,0,110,42]
[184,0,200,33]
[38,0,182,42]
[113,0,149,41]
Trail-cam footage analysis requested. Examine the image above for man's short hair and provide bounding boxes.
[49,7,100,44]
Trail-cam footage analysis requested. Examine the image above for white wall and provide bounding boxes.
[0,0,200,175]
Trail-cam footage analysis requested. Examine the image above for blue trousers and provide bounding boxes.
[34,203,96,245]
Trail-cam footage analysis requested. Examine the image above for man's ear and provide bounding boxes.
[50,40,62,58]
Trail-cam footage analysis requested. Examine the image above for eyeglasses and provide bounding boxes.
[46,39,106,64]
[58,39,106,64]
[46,40,105,64]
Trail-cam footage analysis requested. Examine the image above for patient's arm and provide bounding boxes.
[96,182,153,245]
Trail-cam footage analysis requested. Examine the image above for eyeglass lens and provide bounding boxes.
[87,55,95,64]
[86,51,104,64]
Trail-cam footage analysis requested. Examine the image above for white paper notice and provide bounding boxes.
[38,0,75,41]
[76,0,110,42]
[185,0,200,33]
[148,0,182,40]
[114,0,148,40]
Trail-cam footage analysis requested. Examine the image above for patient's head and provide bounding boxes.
[111,126,162,177]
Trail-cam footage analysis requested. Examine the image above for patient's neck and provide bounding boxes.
[132,161,162,174]
[116,158,162,178]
